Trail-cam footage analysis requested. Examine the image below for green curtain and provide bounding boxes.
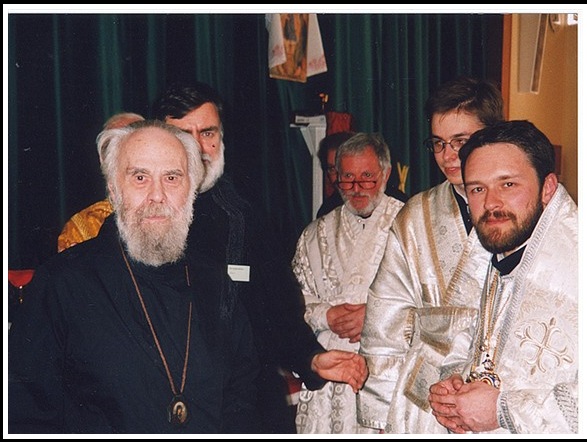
[321,13,500,195]
[8,13,501,268]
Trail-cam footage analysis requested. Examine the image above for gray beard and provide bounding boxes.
[113,192,194,267]
[342,187,385,218]
[199,149,225,193]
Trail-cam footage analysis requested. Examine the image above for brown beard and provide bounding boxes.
[475,198,543,254]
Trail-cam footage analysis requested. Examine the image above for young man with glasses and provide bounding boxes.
[358,76,505,433]
[291,132,405,433]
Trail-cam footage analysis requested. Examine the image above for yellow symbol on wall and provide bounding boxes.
[397,162,409,194]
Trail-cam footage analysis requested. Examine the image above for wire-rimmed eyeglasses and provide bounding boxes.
[423,137,469,153]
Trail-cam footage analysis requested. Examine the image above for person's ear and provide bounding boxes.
[383,166,392,184]
[541,172,558,207]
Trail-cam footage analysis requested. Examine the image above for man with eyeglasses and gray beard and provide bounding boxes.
[9,120,260,433]
[291,132,405,433]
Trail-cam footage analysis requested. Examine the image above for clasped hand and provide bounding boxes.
[326,303,366,343]
[428,374,500,433]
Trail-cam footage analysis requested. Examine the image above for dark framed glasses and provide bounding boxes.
[423,137,469,153]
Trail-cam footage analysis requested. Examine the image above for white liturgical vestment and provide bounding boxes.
[462,184,577,434]
[358,182,577,434]
[292,195,404,434]
[358,180,491,433]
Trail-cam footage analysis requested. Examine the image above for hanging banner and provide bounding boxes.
[306,13,327,77]
[266,13,327,83]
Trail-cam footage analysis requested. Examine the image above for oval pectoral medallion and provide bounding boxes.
[168,395,189,426]
[466,369,501,389]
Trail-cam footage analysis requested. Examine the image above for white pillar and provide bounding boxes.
[291,114,327,219]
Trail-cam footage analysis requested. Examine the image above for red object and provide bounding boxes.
[8,269,35,288]
[326,111,354,135]
[278,368,303,406]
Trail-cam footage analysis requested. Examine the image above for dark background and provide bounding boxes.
[8,13,503,269]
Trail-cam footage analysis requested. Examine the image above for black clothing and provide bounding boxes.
[190,175,326,434]
[316,183,408,218]
[8,216,259,434]
[452,185,473,235]
[491,246,526,276]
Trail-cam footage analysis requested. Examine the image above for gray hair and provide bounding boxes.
[335,132,392,173]
[103,112,145,130]
[96,119,205,199]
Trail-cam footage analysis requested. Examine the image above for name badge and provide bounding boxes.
[227,264,250,282]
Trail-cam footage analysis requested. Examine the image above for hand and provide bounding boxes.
[326,303,366,343]
[429,374,469,433]
[429,373,465,397]
[429,376,500,433]
[311,350,368,393]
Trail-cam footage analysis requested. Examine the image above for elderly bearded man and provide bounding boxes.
[8,120,260,434]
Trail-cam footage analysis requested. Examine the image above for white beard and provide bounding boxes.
[199,143,226,192]
[342,186,385,218]
[113,190,195,267]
